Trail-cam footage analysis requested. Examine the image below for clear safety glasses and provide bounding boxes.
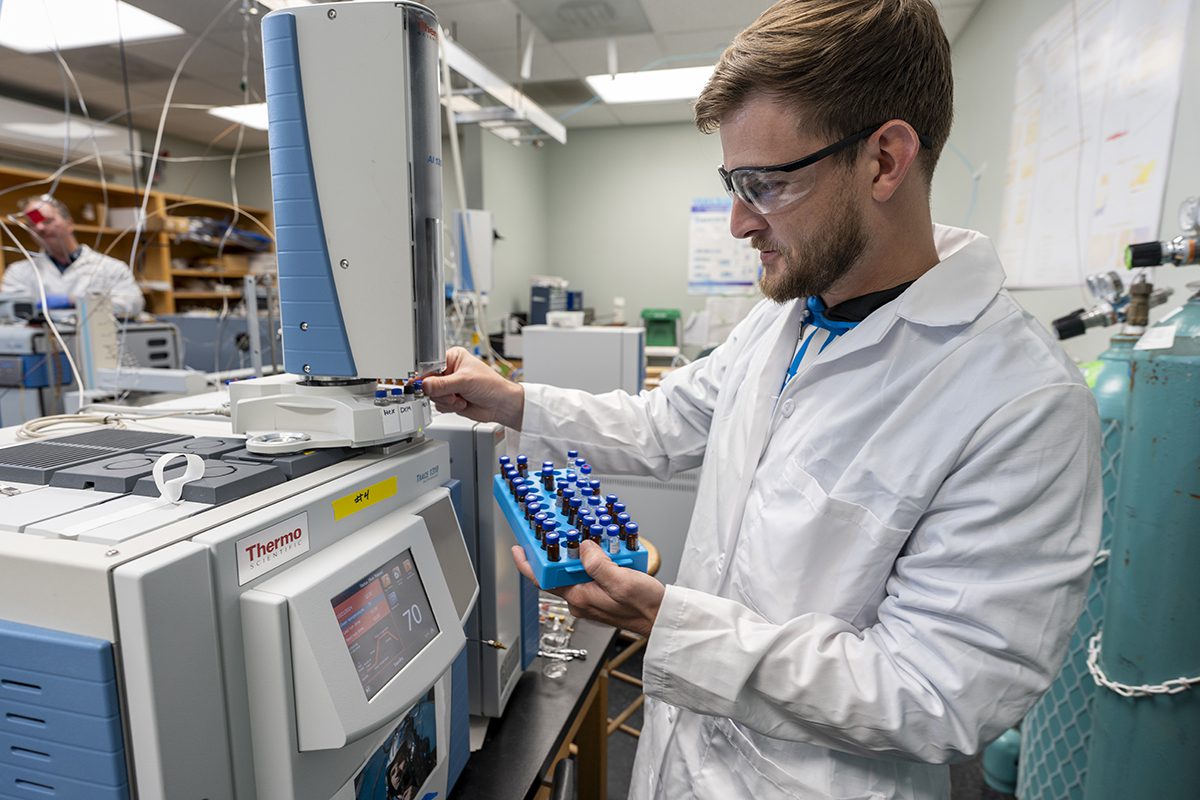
[718,123,930,215]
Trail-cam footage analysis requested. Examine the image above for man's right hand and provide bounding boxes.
[421,347,525,429]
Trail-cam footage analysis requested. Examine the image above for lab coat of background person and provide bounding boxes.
[1,194,144,316]
[424,0,1101,797]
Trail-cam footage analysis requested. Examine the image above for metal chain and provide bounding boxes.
[1087,632,1200,698]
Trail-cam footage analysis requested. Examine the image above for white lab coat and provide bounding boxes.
[519,225,1101,800]
[1,245,145,315]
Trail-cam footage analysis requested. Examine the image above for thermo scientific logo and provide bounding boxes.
[237,512,311,585]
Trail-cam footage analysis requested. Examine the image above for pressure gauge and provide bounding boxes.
[1178,196,1200,233]
[1085,271,1124,304]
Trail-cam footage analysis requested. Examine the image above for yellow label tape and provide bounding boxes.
[332,476,397,521]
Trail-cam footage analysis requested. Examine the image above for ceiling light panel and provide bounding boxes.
[208,103,270,131]
[586,65,714,104]
[0,0,185,54]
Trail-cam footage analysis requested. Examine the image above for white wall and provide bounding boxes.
[934,0,1200,362]
[480,131,551,320]
[544,123,724,325]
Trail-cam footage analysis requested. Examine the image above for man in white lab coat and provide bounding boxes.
[423,1,1101,797]
[2,194,145,316]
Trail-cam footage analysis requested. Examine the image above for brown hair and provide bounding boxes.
[694,0,953,179]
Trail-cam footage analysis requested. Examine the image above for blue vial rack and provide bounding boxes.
[493,470,648,589]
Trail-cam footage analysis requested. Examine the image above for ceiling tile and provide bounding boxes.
[126,38,255,90]
[553,32,663,77]
[639,0,763,36]
[436,2,529,57]
[473,42,579,82]
[655,28,735,63]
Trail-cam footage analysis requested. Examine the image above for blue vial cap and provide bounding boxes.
[517,454,528,465]
[545,531,560,545]
[506,466,518,477]
[617,512,631,525]
[516,486,529,499]
[562,488,575,500]
[413,379,423,391]
[565,469,577,480]
[569,497,582,509]
[544,520,559,532]
[589,524,604,538]
[614,502,627,515]
[589,479,601,492]
[534,511,549,523]
[542,460,555,468]
[527,502,542,513]
[566,530,581,543]
[390,387,403,396]
[575,458,586,468]
[606,524,621,538]
[375,389,388,398]
[581,487,594,498]
[606,493,619,504]
[626,522,639,535]
[581,464,592,475]
[599,514,613,526]
[567,449,579,459]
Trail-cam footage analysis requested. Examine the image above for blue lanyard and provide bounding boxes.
[781,296,859,391]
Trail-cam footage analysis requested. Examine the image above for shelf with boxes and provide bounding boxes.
[0,165,274,315]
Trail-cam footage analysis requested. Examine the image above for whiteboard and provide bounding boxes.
[687,197,759,295]
[996,0,1190,287]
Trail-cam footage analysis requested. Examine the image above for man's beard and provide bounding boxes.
[754,193,868,304]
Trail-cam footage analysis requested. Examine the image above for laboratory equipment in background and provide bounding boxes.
[0,320,184,424]
[521,324,644,394]
[427,413,537,718]
[451,209,493,295]
[641,307,682,361]
[530,276,576,325]
[160,313,281,374]
[230,0,444,454]
[1051,271,1173,339]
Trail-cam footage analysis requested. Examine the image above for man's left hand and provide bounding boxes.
[512,540,665,637]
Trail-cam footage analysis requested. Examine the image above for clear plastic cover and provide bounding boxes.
[407,5,447,375]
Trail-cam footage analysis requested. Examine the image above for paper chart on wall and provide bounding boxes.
[687,197,760,295]
[996,0,1190,288]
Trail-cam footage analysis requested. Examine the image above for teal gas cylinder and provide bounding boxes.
[1017,331,1137,796]
[1015,333,1138,799]
[1084,293,1200,800]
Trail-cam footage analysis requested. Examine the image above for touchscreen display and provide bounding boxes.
[332,548,440,700]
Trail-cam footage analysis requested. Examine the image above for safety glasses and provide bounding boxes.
[718,123,930,215]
